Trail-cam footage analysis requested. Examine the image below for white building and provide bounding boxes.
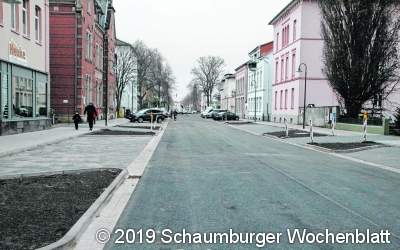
[247,42,274,121]
[220,74,236,112]
[116,39,138,114]
[0,0,51,135]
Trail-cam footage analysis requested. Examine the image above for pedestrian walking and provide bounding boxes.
[173,110,178,121]
[84,103,98,131]
[72,112,82,130]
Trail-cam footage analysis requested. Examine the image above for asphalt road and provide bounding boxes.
[106,116,400,250]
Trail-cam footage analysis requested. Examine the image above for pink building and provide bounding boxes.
[269,0,338,125]
[235,62,248,119]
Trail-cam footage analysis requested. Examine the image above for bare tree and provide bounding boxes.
[191,56,225,107]
[115,41,137,116]
[320,0,400,118]
[182,82,201,110]
[131,41,158,109]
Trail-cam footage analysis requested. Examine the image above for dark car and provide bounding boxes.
[208,109,227,119]
[213,111,240,121]
[129,109,166,123]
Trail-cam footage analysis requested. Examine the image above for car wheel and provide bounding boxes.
[138,117,144,123]
[157,117,163,123]
[236,117,239,121]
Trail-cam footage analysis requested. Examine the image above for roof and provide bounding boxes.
[260,42,274,57]
[235,61,250,72]
[116,39,131,47]
[268,0,298,25]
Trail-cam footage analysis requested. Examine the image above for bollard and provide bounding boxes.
[310,119,314,144]
[284,118,289,138]
[150,113,153,132]
[363,119,368,142]
[331,117,335,136]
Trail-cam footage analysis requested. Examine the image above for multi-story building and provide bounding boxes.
[235,62,248,119]
[247,42,274,121]
[269,0,338,124]
[0,0,51,135]
[220,74,236,112]
[49,0,116,122]
[116,39,138,114]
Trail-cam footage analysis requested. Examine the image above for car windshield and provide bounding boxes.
[137,109,148,115]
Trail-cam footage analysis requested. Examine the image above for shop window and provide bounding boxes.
[12,76,33,118]
[35,6,42,42]
[22,0,30,37]
[1,67,8,119]
[36,76,47,116]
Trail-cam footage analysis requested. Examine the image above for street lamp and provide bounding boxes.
[297,63,308,129]
[248,61,257,122]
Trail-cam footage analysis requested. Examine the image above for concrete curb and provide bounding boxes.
[305,143,388,154]
[71,120,169,250]
[37,168,128,250]
[0,167,123,180]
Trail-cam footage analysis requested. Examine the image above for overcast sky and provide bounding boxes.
[113,0,292,101]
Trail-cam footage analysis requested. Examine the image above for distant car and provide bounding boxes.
[201,108,214,118]
[213,111,240,121]
[129,109,166,123]
[208,109,228,119]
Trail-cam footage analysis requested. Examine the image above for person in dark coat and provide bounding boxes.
[84,103,98,131]
[173,110,178,121]
[72,112,82,130]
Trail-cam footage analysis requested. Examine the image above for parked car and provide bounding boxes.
[201,107,214,118]
[129,109,166,123]
[208,109,228,119]
[213,111,240,121]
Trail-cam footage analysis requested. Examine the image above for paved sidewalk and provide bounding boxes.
[230,121,400,171]
[0,118,129,157]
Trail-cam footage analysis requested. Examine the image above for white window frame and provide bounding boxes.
[22,0,29,36]
[35,6,41,42]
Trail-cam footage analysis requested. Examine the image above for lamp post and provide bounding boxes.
[297,63,308,129]
[248,61,257,122]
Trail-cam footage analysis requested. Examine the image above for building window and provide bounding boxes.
[275,91,277,110]
[85,75,92,105]
[35,6,42,42]
[275,61,279,83]
[280,90,283,110]
[281,59,284,82]
[1,66,8,119]
[276,33,279,51]
[86,32,93,61]
[22,0,30,36]
[291,88,295,109]
[293,20,297,41]
[12,76,33,118]
[285,89,288,109]
[292,52,296,79]
[11,3,19,31]
[0,0,3,25]
[87,0,92,14]
[36,76,47,117]
[285,56,289,80]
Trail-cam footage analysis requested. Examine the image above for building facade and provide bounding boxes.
[0,0,51,135]
[220,74,236,112]
[116,39,138,115]
[247,42,274,121]
[235,62,248,119]
[49,0,116,122]
[269,0,338,125]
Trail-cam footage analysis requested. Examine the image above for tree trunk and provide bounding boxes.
[345,101,363,118]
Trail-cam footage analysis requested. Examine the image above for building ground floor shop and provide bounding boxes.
[0,60,51,135]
